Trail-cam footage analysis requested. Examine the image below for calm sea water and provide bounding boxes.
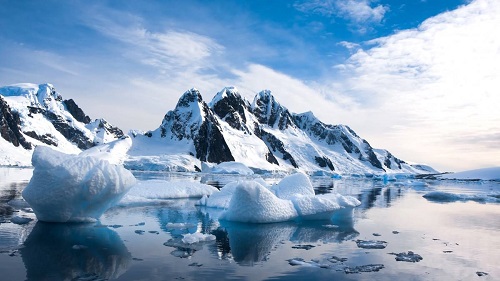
[1,167,499,281]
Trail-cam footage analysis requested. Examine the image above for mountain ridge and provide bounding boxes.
[0,83,437,174]
[133,86,436,174]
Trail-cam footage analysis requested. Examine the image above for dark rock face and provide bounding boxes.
[24,131,57,147]
[259,129,298,168]
[252,91,295,130]
[211,89,251,133]
[96,119,124,140]
[0,96,32,149]
[42,109,95,150]
[63,99,91,124]
[314,156,335,171]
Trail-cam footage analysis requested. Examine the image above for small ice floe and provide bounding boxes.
[72,245,88,250]
[389,251,423,262]
[148,231,159,234]
[181,233,216,244]
[392,230,400,234]
[120,180,218,206]
[188,262,203,267]
[291,244,315,250]
[166,222,196,229]
[372,233,381,237]
[328,256,348,263]
[476,271,489,277]
[344,264,385,274]
[22,146,136,223]
[287,258,330,268]
[355,240,388,249]
[134,230,145,235]
[10,216,33,225]
[423,191,500,203]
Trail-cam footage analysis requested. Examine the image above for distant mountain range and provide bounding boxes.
[0,83,436,174]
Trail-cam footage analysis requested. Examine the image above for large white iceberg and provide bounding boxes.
[22,146,136,222]
[220,181,298,223]
[200,172,361,223]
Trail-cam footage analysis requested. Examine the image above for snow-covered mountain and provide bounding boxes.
[0,83,124,166]
[130,87,436,174]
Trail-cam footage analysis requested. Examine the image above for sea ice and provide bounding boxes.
[119,180,218,206]
[22,146,136,222]
[423,191,500,203]
[181,232,216,244]
[209,161,254,175]
[389,251,423,262]
[355,240,388,249]
[344,264,385,274]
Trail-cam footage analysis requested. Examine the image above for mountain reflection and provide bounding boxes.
[213,220,358,266]
[20,222,131,281]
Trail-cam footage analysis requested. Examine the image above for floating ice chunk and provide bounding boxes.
[355,240,388,249]
[120,180,217,205]
[166,222,197,229]
[389,251,423,262]
[221,181,298,223]
[344,264,384,274]
[209,161,254,175]
[181,232,216,244]
[22,146,136,223]
[423,191,500,203]
[271,172,315,200]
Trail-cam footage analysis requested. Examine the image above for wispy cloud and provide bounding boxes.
[294,0,389,32]
[84,12,224,74]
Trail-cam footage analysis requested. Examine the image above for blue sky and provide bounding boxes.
[1,0,499,172]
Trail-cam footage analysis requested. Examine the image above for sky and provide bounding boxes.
[1,0,499,172]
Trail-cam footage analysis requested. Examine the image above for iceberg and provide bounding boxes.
[201,173,360,223]
[271,172,315,200]
[220,181,299,223]
[22,146,136,222]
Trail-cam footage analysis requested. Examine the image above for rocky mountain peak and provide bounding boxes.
[210,87,252,133]
[252,90,295,130]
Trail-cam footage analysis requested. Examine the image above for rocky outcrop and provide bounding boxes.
[0,95,31,149]
[63,99,91,124]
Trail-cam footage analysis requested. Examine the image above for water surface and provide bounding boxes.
[1,168,499,280]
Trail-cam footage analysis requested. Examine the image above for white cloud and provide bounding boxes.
[294,0,389,32]
[86,14,224,73]
[328,0,500,171]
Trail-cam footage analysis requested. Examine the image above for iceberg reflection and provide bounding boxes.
[214,220,358,266]
[20,222,131,280]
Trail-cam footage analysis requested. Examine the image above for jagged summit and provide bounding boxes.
[252,90,295,130]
